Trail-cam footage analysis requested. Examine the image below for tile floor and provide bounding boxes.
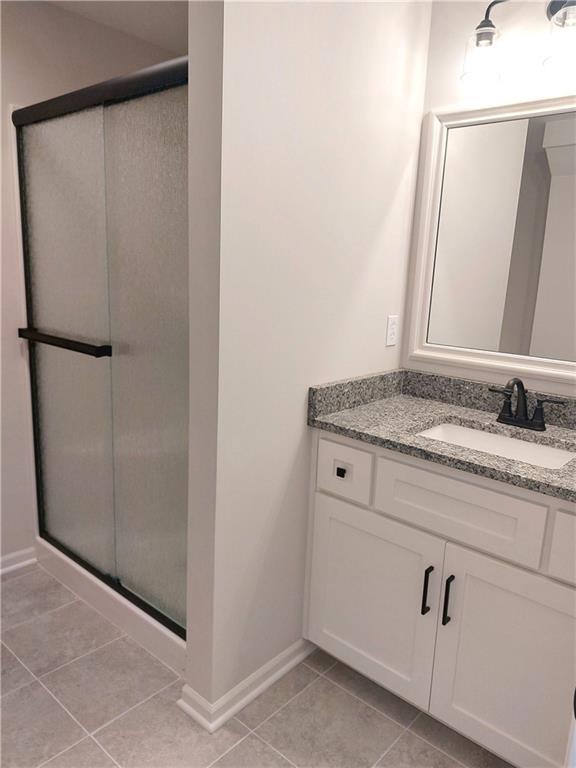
[1,564,513,768]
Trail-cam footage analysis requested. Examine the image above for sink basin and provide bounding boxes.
[417,423,576,470]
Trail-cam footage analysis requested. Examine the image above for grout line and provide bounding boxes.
[204,732,252,768]
[301,657,339,675]
[318,673,417,730]
[37,635,126,679]
[35,562,181,678]
[369,726,409,768]
[35,735,88,768]
[308,657,419,731]
[89,735,122,768]
[91,677,179,736]
[2,598,80,633]
[244,673,323,733]
[253,732,299,768]
[5,643,91,738]
[404,729,473,768]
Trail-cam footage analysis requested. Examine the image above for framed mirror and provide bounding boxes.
[406,96,576,388]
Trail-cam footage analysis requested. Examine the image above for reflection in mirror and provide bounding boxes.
[427,111,576,363]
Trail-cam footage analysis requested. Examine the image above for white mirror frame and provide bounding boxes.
[405,96,576,390]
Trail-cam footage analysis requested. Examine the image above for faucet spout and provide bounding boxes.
[504,378,528,420]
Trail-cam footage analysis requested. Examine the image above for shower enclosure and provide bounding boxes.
[13,59,188,637]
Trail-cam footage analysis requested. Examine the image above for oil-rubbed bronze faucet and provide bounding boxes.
[489,378,566,431]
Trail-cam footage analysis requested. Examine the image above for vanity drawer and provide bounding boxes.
[374,457,548,567]
[317,439,373,505]
[548,510,576,585]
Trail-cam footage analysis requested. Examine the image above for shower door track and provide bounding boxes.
[14,57,188,641]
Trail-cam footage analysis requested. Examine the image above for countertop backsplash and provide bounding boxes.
[309,369,576,431]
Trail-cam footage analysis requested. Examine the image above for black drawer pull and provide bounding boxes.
[420,566,434,615]
[442,575,455,625]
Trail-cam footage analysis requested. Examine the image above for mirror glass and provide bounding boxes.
[427,111,576,363]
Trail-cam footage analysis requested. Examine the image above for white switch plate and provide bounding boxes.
[386,315,399,346]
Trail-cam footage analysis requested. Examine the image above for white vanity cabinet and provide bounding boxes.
[308,493,445,709]
[431,544,576,768]
[305,434,576,768]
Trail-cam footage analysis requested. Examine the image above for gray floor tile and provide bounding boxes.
[1,569,76,630]
[95,681,248,767]
[1,643,34,696]
[212,734,292,768]
[1,563,39,582]
[326,662,419,726]
[303,648,337,673]
[1,680,85,768]
[43,738,117,768]
[256,677,403,768]
[3,600,123,676]
[42,636,177,731]
[237,663,318,729]
[377,731,462,768]
[410,715,514,768]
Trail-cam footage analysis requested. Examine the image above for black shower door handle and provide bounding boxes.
[18,328,112,358]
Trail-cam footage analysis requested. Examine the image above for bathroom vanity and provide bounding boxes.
[304,375,576,768]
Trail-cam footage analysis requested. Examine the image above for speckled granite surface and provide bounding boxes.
[308,372,576,502]
[402,370,576,431]
[310,395,576,502]
[309,369,576,430]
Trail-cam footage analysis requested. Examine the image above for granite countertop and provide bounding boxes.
[309,394,576,503]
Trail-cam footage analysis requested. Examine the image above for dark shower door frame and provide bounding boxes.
[13,57,188,640]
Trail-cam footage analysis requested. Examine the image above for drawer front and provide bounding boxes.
[374,457,548,567]
[548,510,576,585]
[317,439,373,505]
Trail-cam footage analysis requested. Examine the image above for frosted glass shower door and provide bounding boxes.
[20,108,116,575]
[16,66,188,635]
[104,86,188,628]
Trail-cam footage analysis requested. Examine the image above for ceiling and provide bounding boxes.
[50,1,188,55]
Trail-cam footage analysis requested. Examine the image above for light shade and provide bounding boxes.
[462,28,502,83]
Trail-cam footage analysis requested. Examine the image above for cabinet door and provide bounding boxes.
[308,493,445,709]
[431,544,576,768]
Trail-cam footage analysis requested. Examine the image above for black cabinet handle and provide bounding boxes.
[18,328,112,358]
[420,566,434,615]
[442,575,455,626]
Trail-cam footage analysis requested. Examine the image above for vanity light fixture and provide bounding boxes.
[547,0,576,27]
[544,0,576,70]
[463,0,576,81]
[462,0,509,82]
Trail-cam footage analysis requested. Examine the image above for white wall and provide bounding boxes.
[428,119,528,352]
[208,0,431,699]
[1,1,178,559]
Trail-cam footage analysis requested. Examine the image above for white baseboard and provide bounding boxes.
[35,537,186,675]
[178,638,314,732]
[1,547,36,574]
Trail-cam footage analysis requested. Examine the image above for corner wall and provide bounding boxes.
[1,1,178,561]
[211,0,431,701]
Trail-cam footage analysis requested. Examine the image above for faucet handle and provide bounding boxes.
[535,395,567,406]
[489,386,512,397]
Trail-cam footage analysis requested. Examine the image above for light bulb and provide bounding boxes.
[543,1,576,76]
[462,25,502,83]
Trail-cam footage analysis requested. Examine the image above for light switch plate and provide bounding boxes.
[386,315,399,346]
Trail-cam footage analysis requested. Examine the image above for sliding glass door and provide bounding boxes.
[15,61,188,635]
